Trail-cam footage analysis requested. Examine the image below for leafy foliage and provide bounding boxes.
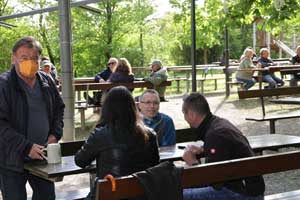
[0,0,299,76]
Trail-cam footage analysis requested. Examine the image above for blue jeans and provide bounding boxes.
[236,78,256,90]
[0,169,55,200]
[262,74,284,88]
[183,186,264,200]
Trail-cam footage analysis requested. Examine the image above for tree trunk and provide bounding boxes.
[139,30,144,66]
[39,15,55,65]
[203,48,208,64]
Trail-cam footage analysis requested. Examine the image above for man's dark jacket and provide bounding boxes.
[257,57,275,76]
[0,66,65,172]
[195,113,265,197]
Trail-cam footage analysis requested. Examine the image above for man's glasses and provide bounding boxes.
[108,62,116,66]
[140,101,159,106]
[18,56,40,62]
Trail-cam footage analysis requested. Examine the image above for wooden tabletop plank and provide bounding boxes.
[270,97,300,104]
[24,134,300,180]
[73,80,172,91]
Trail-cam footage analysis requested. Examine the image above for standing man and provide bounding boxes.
[139,89,176,146]
[182,93,265,200]
[0,36,65,200]
[144,59,169,102]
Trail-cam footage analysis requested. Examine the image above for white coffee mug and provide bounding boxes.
[46,143,61,164]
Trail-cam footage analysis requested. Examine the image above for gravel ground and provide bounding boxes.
[2,91,300,199]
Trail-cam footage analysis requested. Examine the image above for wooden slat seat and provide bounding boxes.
[238,86,300,99]
[265,190,300,200]
[73,80,172,91]
[227,80,244,87]
[95,151,300,200]
[75,104,100,130]
[246,114,300,134]
[169,77,188,93]
[56,188,89,200]
[27,187,89,200]
[187,77,224,93]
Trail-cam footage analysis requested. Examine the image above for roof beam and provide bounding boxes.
[0,0,100,21]
[79,5,103,14]
[0,21,16,28]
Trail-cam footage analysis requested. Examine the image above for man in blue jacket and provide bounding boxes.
[139,89,176,146]
[85,57,118,105]
[0,36,65,200]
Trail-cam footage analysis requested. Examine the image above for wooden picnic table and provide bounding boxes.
[73,80,172,91]
[24,134,300,182]
[238,65,300,116]
[73,77,94,84]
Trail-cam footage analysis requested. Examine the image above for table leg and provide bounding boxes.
[258,71,263,90]
[89,172,96,190]
[269,120,275,134]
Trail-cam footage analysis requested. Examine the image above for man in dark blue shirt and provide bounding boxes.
[94,57,118,82]
[85,57,118,105]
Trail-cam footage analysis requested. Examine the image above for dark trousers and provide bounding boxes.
[0,169,55,200]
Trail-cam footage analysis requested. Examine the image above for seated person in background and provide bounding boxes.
[181,92,265,200]
[41,56,58,80]
[235,48,256,90]
[40,59,59,85]
[95,57,118,82]
[85,57,118,105]
[239,47,257,63]
[290,46,300,86]
[75,86,159,200]
[139,89,176,147]
[257,48,284,89]
[108,58,134,83]
[144,59,168,102]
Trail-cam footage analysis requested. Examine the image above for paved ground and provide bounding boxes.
[3,91,300,199]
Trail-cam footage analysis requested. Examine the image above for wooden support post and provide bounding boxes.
[79,108,85,130]
[214,79,217,90]
[176,79,180,93]
[270,120,275,134]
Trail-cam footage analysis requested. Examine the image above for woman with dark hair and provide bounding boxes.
[75,86,159,200]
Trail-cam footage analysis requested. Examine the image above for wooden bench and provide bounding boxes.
[95,150,300,200]
[238,86,300,99]
[55,188,89,200]
[227,80,244,88]
[170,77,188,93]
[246,114,300,134]
[27,187,89,200]
[75,104,100,130]
[187,77,223,93]
[238,87,300,132]
[265,190,300,200]
[73,80,172,91]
